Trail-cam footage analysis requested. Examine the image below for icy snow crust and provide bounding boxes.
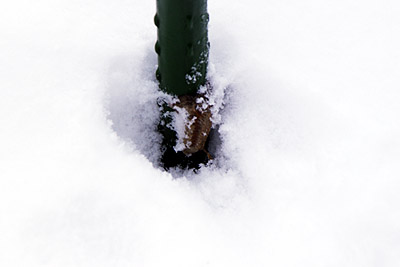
[2,0,400,266]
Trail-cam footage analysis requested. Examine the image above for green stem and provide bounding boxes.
[155,0,210,96]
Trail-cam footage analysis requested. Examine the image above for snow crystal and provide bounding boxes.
[172,105,191,152]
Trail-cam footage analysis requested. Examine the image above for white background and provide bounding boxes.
[1,0,400,266]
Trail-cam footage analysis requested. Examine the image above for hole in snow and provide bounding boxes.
[104,47,230,174]
[104,49,163,166]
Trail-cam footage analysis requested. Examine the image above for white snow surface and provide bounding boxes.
[1,0,400,266]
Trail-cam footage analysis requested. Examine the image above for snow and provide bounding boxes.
[172,104,192,152]
[1,0,400,266]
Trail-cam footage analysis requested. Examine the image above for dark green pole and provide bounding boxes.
[155,0,210,96]
[155,0,211,169]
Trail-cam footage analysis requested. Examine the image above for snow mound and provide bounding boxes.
[1,0,400,266]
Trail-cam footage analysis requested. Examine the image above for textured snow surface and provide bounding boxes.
[1,0,400,266]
